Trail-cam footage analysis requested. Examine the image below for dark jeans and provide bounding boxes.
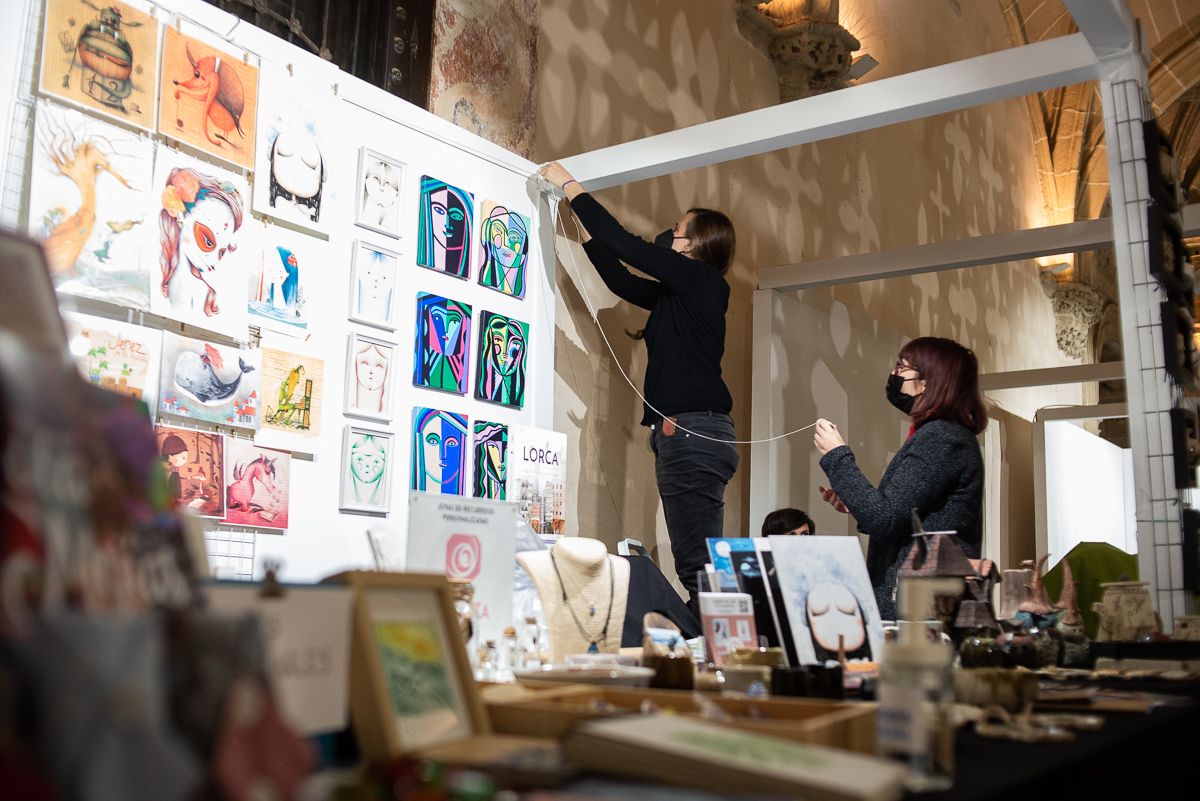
[650,411,739,606]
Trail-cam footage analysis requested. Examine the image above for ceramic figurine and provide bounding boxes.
[1053,561,1090,666]
[1092,581,1159,642]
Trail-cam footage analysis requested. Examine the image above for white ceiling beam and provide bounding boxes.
[1034,402,1129,423]
[757,216,1112,291]
[1062,0,1139,61]
[560,34,1098,191]
[980,362,1126,392]
[758,203,1199,292]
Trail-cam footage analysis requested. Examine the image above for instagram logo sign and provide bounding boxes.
[445,533,482,581]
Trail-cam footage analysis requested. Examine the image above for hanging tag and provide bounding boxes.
[661,417,677,437]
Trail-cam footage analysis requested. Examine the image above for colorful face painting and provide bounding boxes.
[416,175,473,279]
[257,347,323,452]
[158,27,258,170]
[411,407,468,495]
[64,312,161,413]
[249,226,322,337]
[413,293,471,395]
[38,0,160,131]
[472,421,507,500]
[155,424,224,517]
[349,241,400,330]
[340,426,392,514]
[474,311,528,409]
[222,438,290,529]
[345,333,395,422]
[356,149,404,237]
[28,102,155,309]
[252,61,331,234]
[158,331,261,430]
[150,148,254,340]
[476,201,530,299]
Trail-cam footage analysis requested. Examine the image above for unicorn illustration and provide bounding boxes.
[226,454,278,517]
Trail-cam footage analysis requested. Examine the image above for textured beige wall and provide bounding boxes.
[430,0,540,158]
[536,1,1082,575]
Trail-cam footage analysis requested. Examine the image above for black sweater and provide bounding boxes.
[570,193,733,427]
[818,419,983,619]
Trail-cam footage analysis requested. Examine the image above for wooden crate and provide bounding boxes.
[486,686,876,754]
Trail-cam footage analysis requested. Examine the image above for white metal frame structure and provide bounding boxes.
[555,1,1192,623]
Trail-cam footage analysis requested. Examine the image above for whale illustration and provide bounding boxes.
[174,343,255,406]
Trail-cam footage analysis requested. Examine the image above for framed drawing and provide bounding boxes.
[416,175,473,279]
[221,437,291,530]
[38,0,160,132]
[325,571,488,759]
[28,101,155,309]
[339,425,393,514]
[150,147,255,341]
[474,311,528,409]
[256,346,324,453]
[345,332,396,422]
[157,26,258,170]
[768,536,885,666]
[348,240,401,331]
[155,424,224,518]
[251,59,334,235]
[250,226,324,339]
[355,148,404,238]
[64,311,162,414]
[158,331,261,430]
[472,421,507,500]
[412,292,470,395]
[411,407,468,496]
[476,201,530,299]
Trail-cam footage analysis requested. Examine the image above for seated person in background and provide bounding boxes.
[761,507,816,536]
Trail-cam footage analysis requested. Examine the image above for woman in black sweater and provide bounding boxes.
[540,162,737,607]
[812,337,986,619]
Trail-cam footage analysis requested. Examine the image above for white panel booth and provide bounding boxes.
[0,0,556,581]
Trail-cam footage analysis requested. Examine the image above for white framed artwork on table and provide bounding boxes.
[344,331,396,422]
[354,148,404,238]
[339,425,394,515]
[348,239,400,331]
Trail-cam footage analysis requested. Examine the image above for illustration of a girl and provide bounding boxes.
[159,167,244,318]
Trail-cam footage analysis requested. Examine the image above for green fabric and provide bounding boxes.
[1043,542,1139,640]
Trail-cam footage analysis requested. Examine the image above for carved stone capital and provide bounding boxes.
[1049,281,1106,359]
[735,1,860,101]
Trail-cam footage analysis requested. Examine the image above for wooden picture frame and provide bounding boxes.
[325,571,488,759]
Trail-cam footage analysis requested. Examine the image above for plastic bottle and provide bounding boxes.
[876,577,960,792]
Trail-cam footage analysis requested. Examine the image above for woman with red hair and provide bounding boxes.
[813,337,987,619]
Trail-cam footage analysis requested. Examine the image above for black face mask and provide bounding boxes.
[654,229,675,249]
[886,373,918,415]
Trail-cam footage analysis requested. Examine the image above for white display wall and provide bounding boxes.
[0,0,555,581]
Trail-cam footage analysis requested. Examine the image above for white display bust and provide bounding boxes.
[517,537,630,661]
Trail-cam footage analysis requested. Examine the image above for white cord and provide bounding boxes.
[552,210,819,445]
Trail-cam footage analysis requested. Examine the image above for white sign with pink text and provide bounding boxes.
[405,493,518,650]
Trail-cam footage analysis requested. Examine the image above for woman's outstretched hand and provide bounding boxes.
[819,485,849,514]
[813,418,846,455]
[540,162,583,199]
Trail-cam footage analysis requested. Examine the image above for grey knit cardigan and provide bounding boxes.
[818,418,984,620]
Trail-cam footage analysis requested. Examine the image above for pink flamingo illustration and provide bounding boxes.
[226,454,277,516]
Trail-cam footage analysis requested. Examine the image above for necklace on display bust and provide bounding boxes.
[549,549,615,654]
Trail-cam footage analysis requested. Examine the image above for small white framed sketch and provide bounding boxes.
[340,424,394,514]
[355,147,404,238]
[345,331,397,422]
[348,239,401,331]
